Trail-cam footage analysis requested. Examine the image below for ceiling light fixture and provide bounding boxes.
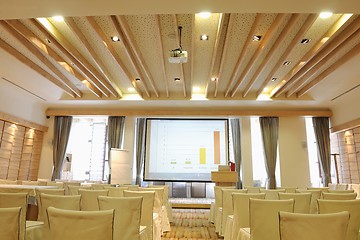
[200,35,209,41]
[198,12,211,18]
[174,78,181,82]
[320,12,333,19]
[300,38,311,44]
[135,78,141,82]
[52,16,64,22]
[271,78,277,82]
[211,77,217,82]
[253,35,262,41]
[45,38,51,44]
[111,36,120,42]
[127,87,135,92]
[283,61,291,66]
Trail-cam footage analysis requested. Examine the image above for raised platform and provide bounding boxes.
[170,198,213,209]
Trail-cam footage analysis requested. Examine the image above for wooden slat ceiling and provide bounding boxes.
[0,11,360,106]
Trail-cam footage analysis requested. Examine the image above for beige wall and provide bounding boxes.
[38,117,54,180]
[278,117,311,188]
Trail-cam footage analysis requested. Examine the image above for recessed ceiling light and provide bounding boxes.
[263,87,269,92]
[200,35,209,41]
[46,38,51,44]
[283,61,291,66]
[135,78,141,81]
[253,35,262,41]
[198,12,211,18]
[300,38,311,44]
[174,78,181,82]
[271,78,277,82]
[320,12,333,19]
[127,87,135,92]
[111,36,120,42]
[52,16,64,22]
[211,77,217,82]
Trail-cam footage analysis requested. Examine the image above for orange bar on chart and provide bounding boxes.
[214,131,220,164]
[200,148,206,164]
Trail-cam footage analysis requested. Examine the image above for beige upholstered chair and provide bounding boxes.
[278,187,298,193]
[243,186,265,193]
[295,189,322,213]
[318,199,360,240]
[328,189,355,193]
[322,192,357,200]
[224,193,265,240]
[328,183,348,190]
[40,193,82,239]
[0,193,27,240]
[260,189,286,200]
[147,185,172,222]
[46,207,114,240]
[124,190,159,240]
[221,189,248,236]
[279,211,349,240]
[214,186,235,233]
[0,207,22,240]
[307,187,329,192]
[98,196,145,240]
[35,188,65,221]
[46,182,64,188]
[105,186,129,197]
[278,192,311,213]
[78,189,109,211]
[91,183,113,190]
[122,184,139,191]
[239,199,294,240]
[67,185,92,195]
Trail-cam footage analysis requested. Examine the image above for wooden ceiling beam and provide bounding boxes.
[230,14,287,97]
[116,15,159,97]
[224,14,263,97]
[243,14,299,97]
[263,14,317,98]
[172,14,187,98]
[288,28,360,97]
[0,37,76,98]
[286,17,360,97]
[296,39,360,97]
[6,19,102,98]
[273,14,357,97]
[154,15,169,98]
[86,16,146,98]
[30,19,111,97]
[0,21,82,98]
[205,13,230,98]
[64,17,121,98]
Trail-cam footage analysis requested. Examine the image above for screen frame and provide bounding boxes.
[143,117,230,182]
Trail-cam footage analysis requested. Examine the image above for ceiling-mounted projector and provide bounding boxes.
[168,49,188,63]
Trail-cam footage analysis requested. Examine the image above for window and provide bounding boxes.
[305,117,322,186]
[63,117,108,181]
[250,117,280,187]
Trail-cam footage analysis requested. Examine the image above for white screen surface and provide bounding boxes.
[144,119,229,181]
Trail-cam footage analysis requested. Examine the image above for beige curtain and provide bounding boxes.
[259,117,279,189]
[312,117,331,186]
[107,116,126,182]
[230,118,242,189]
[135,118,146,185]
[52,116,73,180]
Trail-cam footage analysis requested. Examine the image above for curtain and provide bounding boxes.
[230,118,242,189]
[107,116,126,182]
[259,117,279,189]
[312,117,331,186]
[52,116,73,181]
[135,118,146,185]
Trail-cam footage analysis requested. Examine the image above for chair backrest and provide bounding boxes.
[121,184,139,191]
[124,190,155,240]
[91,184,113,190]
[322,192,357,200]
[35,188,65,221]
[147,185,169,204]
[46,182,64,188]
[40,193,82,239]
[278,187,298,193]
[244,186,265,193]
[278,192,311,213]
[260,189,286,200]
[67,185,92,195]
[98,196,143,240]
[214,186,235,211]
[249,199,294,240]
[140,187,164,213]
[105,186,129,197]
[348,184,360,198]
[78,189,109,211]
[221,189,248,235]
[307,187,329,192]
[295,189,322,213]
[279,211,349,240]
[0,193,27,240]
[318,199,360,240]
[328,189,355,193]
[47,207,114,240]
[0,207,22,240]
[232,193,265,240]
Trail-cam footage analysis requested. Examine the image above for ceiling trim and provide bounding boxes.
[331,117,360,133]
[45,108,332,117]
